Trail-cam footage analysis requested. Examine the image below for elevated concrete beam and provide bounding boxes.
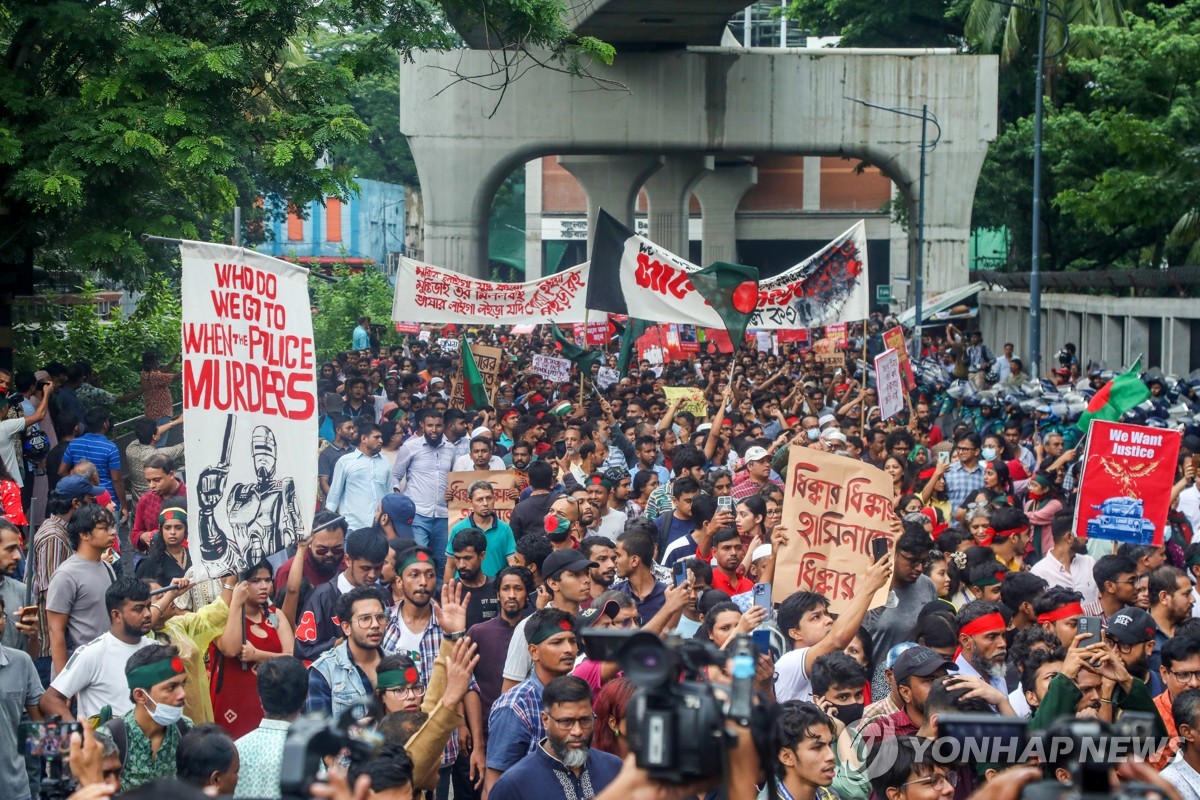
[399,48,998,290]
[557,155,664,257]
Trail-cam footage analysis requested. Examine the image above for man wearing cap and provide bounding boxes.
[603,466,635,520]
[378,492,417,542]
[500,549,594,693]
[485,608,580,793]
[447,481,516,584]
[860,646,958,744]
[104,642,192,789]
[953,601,1009,694]
[1029,510,1098,603]
[1106,606,1159,690]
[730,446,781,501]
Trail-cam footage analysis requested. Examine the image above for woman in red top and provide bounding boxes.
[211,560,295,738]
[0,460,26,527]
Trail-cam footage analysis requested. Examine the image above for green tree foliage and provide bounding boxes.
[0,0,610,286]
[973,1,1200,270]
[13,276,183,419]
[785,0,965,47]
[310,264,401,361]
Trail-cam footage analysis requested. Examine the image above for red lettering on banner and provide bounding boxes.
[184,359,316,420]
[213,262,278,299]
[635,253,695,300]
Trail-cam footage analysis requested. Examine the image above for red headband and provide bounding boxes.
[959,612,1006,637]
[1037,602,1083,624]
[980,526,1025,547]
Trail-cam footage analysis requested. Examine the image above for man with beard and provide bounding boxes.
[1151,566,1196,692]
[41,578,156,720]
[501,550,594,692]
[485,609,581,792]
[860,646,958,742]
[579,536,617,607]
[604,466,634,519]
[1030,628,1159,730]
[448,528,498,629]
[586,474,626,542]
[488,676,621,800]
[272,510,347,597]
[953,601,1010,693]
[467,566,533,729]
[307,585,389,719]
[506,441,533,488]
[0,521,35,650]
[864,526,938,699]
[1104,606,1158,689]
[1029,511,1098,603]
[318,415,357,497]
[392,409,455,581]
[446,481,515,585]
[326,422,391,531]
[382,545,482,796]
[294,527,388,661]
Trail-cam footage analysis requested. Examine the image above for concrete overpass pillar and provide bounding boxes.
[643,155,714,257]
[898,148,987,295]
[694,162,758,265]
[557,155,664,257]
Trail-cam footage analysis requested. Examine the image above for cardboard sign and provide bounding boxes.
[596,367,620,390]
[180,242,317,577]
[450,343,503,409]
[663,386,708,418]
[531,353,572,383]
[875,348,905,421]
[447,470,519,523]
[774,446,897,614]
[883,326,916,390]
[1073,421,1180,546]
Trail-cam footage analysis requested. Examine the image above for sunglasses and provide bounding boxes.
[313,546,345,557]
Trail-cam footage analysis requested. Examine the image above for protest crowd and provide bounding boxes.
[6,310,1200,800]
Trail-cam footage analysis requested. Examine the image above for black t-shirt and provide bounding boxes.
[509,492,558,541]
[45,441,70,491]
[318,443,352,481]
[460,580,499,630]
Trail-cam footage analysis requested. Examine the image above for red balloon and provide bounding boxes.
[732,281,758,314]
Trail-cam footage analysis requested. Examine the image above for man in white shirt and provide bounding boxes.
[1029,514,1098,604]
[0,382,52,488]
[39,577,157,721]
[451,431,505,472]
[1180,473,1200,536]
[953,601,1011,695]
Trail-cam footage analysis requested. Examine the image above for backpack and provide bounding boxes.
[22,424,49,463]
[104,714,189,766]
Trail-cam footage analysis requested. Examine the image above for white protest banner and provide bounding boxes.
[418,331,431,342]
[874,348,905,421]
[394,256,590,324]
[774,445,896,614]
[748,221,869,329]
[180,241,317,578]
[436,337,460,354]
[531,354,571,383]
[596,367,620,390]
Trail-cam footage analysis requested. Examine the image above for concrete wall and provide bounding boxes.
[979,291,1200,375]
[399,47,997,283]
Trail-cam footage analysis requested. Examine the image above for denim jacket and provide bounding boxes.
[307,643,371,719]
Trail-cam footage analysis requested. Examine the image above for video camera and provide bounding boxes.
[279,699,385,800]
[580,629,760,784]
[936,714,1167,800]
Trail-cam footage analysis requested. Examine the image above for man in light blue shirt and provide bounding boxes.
[234,656,306,800]
[351,315,371,352]
[391,409,455,580]
[326,422,391,531]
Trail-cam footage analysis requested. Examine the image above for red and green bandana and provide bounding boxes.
[544,513,570,537]
[588,473,613,491]
[528,616,576,645]
[127,656,185,691]
[377,665,422,690]
[399,549,434,574]
[158,507,188,525]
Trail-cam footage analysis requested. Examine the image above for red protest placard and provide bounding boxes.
[586,320,609,346]
[825,322,847,347]
[1073,420,1180,547]
[883,326,916,390]
[777,329,809,344]
[395,322,421,334]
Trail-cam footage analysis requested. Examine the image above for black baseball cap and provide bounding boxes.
[1107,607,1157,645]
[892,646,958,683]
[542,550,597,582]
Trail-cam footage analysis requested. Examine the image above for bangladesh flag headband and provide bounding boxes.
[159,507,187,525]
[127,657,185,691]
[400,549,433,573]
[528,616,576,645]
[377,666,422,690]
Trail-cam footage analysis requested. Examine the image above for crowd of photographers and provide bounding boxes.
[5,315,1200,800]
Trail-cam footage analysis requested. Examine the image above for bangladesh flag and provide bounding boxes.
[1076,358,1149,434]
[550,322,601,373]
[617,318,649,378]
[688,262,760,348]
[460,337,488,411]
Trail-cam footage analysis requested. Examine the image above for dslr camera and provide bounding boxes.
[580,629,759,784]
[279,699,385,800]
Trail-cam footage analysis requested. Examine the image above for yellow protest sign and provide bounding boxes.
[663,386,708,418]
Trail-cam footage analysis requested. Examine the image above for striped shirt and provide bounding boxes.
[62,434,122,511]
[30,516,72,658]
[486,672,547,772]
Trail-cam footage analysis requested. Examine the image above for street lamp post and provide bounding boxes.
[847,97,941,363]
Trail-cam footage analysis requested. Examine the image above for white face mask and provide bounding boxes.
[143,692,184,726]
[806,428,820,442]
[981,447,997,462]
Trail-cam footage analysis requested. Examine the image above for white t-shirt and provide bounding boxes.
[774,646,813,702]
[503,615,533,682]
[0,417,25,488]
[50,633,155,720]
[451,455,506,472]
[593,510,626,543]
[389,616,427,661]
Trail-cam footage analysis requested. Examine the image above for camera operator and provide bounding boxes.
[489,676,622,800]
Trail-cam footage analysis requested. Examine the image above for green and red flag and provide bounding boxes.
[550,322,601,373]
[460,337,488,411]
[688,262,760,348]
[1076,358,1149,435]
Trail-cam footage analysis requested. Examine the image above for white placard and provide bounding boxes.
[531,354,572,383]
[875,347,905,422]
[596,367,620,390]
